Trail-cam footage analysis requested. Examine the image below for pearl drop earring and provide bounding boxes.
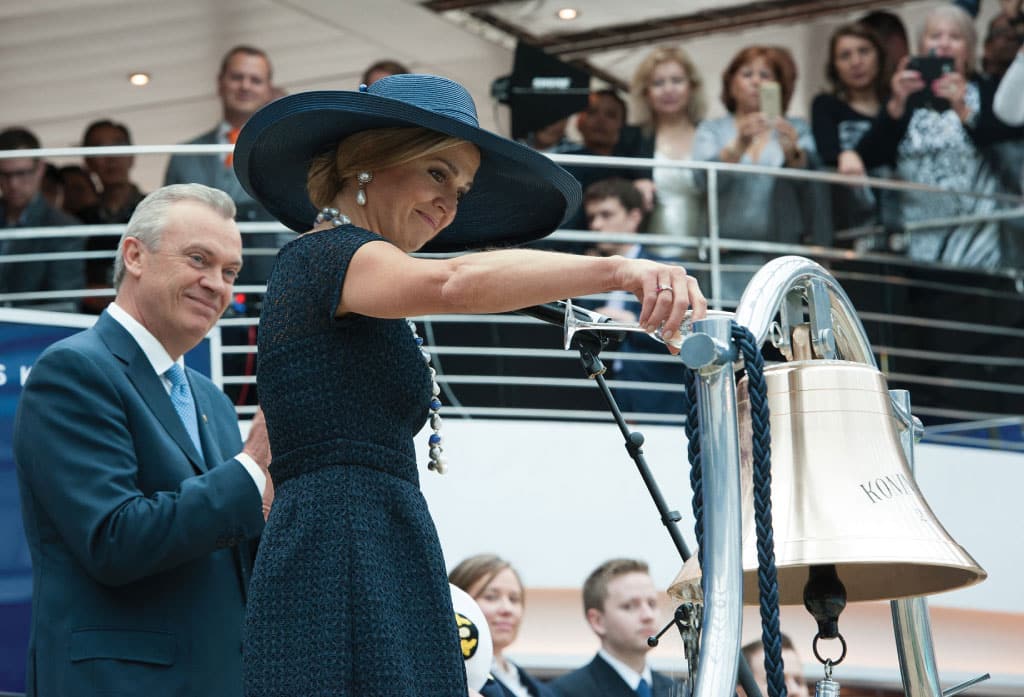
[356,171,373,206]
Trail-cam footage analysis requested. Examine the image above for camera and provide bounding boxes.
[906,55,954,111]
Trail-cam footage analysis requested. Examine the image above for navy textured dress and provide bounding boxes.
[244,226,466,696]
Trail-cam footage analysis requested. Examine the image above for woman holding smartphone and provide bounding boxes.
[692,45,826,302]
[854,5,1023,268]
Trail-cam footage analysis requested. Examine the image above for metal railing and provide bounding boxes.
[2,145,1023,450]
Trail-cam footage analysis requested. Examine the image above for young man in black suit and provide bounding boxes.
[551,559,678,697]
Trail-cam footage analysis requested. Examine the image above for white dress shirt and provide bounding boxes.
[598,648,654,692]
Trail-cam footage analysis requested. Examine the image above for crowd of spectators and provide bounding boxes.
[532,3,1024,294]
[2,3,1023,416]
[4,5,1024,305]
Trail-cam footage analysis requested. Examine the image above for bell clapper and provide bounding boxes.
[805,564,848,697]
[814,659,841,697]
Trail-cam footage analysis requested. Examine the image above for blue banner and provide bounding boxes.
[0,308,218,693]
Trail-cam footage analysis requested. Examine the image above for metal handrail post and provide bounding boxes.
[685,316,744,697]
[889,389,943,697]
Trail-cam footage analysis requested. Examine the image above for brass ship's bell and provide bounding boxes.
[669,359,986,605]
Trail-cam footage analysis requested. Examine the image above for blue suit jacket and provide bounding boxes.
[550,654,678,697]
[13,311,265,697]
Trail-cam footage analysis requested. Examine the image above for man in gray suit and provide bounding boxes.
[0,127,84,311]
[164,45,286,290]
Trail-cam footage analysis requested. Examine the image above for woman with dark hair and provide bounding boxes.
[692,46,827,302]
[232,74,705,696]
[813,23,887,175]
[450,555,555,697]
[811,23,891,238]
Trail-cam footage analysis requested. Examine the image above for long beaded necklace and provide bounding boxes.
[316,207,447,475]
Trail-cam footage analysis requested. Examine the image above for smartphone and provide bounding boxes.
[906,55,954,111]
[759,81,782,120]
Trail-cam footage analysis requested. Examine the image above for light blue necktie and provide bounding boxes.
[165,363,202,456]
[636,678,652,697]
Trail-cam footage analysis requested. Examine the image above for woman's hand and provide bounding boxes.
[933,71,971,123]
[775,118,806,168]
[615,258,707,348]
[722,111,769,161]
[888,56,925,120]
[838,149,866,176]
[737,111,769,142]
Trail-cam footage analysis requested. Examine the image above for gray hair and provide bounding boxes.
[113,183,236,289]
[919,5,977,76]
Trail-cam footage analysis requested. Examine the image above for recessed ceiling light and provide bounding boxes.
[556,7,580,20]
[128,72,150,87]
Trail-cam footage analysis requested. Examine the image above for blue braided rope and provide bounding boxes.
[733,323,787,697]
[684,372,703,572]
[681,321,787,697]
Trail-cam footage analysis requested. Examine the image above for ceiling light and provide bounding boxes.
[128,72,150,87]
[556,7,579,20]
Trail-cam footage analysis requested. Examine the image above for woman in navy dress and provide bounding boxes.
[232,74,706,696]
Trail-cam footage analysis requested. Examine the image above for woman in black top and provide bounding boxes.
[810,22,890,239]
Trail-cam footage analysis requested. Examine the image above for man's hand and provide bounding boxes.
[244,408,273,518]
[243,408,271,467]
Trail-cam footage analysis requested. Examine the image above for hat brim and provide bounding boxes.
[234,90,581,252]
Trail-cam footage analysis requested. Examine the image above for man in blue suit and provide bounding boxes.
[13,183,273,696]
[550,559,679,697]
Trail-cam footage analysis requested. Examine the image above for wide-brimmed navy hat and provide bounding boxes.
[233,74,581,252]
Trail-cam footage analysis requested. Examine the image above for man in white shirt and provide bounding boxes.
[13,183,272,697]
[551,559,678,697]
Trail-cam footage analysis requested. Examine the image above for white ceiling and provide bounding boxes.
[0,0,1000,190]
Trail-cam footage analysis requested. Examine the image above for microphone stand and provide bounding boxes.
[569,328,763,697]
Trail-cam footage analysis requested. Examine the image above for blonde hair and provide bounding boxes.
[918,5,977,76]
[630,46,706,129]
[307,126,468,209]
